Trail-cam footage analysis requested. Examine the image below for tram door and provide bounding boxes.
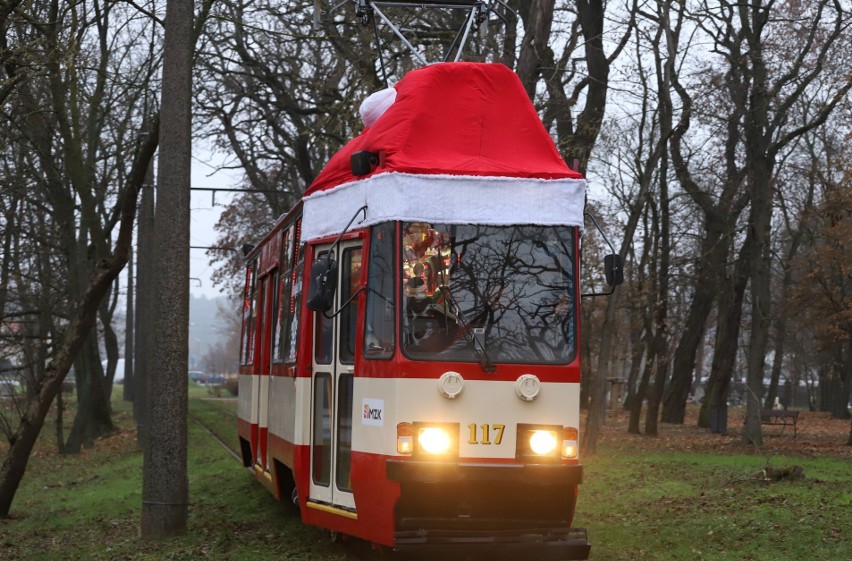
[253,272,275,471]
[309,241,362,509]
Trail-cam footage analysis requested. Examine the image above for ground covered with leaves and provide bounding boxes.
[598,407,852,459]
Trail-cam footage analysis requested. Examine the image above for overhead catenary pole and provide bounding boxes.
[142,0,194,539]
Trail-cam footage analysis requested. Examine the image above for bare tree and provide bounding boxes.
[649,1,852,444]
[0,0,161,517]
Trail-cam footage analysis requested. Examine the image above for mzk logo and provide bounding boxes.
[362,398,384,427]
[364,404,382,421]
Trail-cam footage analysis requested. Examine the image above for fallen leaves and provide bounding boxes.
[596,407,852,459]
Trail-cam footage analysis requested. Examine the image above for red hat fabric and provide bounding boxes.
[302,62,585,241]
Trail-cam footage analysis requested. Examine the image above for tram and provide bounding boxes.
[237,62,616,560]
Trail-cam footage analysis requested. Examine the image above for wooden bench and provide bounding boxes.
[760,409,799,438]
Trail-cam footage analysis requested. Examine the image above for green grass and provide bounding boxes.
[2,399,850,560]
[1,398,346,561]
[579,449,852,561]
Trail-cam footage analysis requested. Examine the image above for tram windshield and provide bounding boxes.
[401,222,576,365]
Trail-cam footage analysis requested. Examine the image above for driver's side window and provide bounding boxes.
[363,223,395,359]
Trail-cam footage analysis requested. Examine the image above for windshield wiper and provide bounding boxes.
[439,286,496,373]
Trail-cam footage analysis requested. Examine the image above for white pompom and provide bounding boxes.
[359,87,397,127]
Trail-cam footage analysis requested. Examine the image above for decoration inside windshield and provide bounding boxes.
[401,222,576,365]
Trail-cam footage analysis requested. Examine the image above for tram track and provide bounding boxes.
[190,412,242,462]
[189,398,394,561]
[189,398,242,463]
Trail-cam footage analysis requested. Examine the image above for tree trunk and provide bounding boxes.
[64,333,114,454]
[100,292,121,400]
[515,0,555,99]
[570,0,610,173]
[623,325,644,411]
[764,315,787,410]
[134,161,155,447]
[54,392,65,455]
[644,336,668,436]
[582,290,620,455]
[660,255,715,423]
[743,158,773,446]
[699,278,747,427]
[123,247,135,402]
[830,346,851,419]
[629,351,653,435]
[579,306,593,411]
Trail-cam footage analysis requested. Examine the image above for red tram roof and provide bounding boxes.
[302,62,585,242]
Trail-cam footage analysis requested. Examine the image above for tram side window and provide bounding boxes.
[314,249,334,365]
[364,222,395,359]
[283,219,303,365]
[273,226,295,364]
[312,372,332,487]
[335,373,353,491]
[270,270,282,363]
[338,247,362,364]
[241,259,258,365]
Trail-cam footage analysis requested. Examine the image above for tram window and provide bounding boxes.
[314,250,334,365]
[274,226,295,364]
[241,259,258,365]
[335,373,353,491]
[364,222,395,359]
[283,220,303,365]
[400,223,576,364]
[312,372,332,487]
[270,270,283,363]
[339,247,362,364]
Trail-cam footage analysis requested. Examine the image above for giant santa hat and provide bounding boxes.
[301,62,585,242]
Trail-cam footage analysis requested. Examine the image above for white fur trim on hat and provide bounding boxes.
[302,172,585,242]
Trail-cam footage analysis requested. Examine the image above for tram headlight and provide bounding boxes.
[418,427,451,455]
[400,422,459,458]
[516,424,561,461]
[529,430,558,455]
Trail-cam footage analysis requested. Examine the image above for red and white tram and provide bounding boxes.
[237,62,603,560]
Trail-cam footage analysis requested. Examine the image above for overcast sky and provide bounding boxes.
[189,146,240,299]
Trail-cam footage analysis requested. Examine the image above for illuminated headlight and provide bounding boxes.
[411,422,459,458]
[529,430,558,455]
[398,422,459,457]
[418,427,451,454]
[516,424,561,461]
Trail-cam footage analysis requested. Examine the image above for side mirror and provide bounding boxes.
[604,254,624,286]
[306,257,338,312]
[582,211,625,298]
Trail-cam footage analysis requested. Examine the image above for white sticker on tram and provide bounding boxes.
[362,398,385,427]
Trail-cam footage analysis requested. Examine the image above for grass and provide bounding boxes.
[1,398,850,560]
[579,449,851,561]
[1,396,346,561]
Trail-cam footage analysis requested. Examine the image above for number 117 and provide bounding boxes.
[468,423,505,445]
